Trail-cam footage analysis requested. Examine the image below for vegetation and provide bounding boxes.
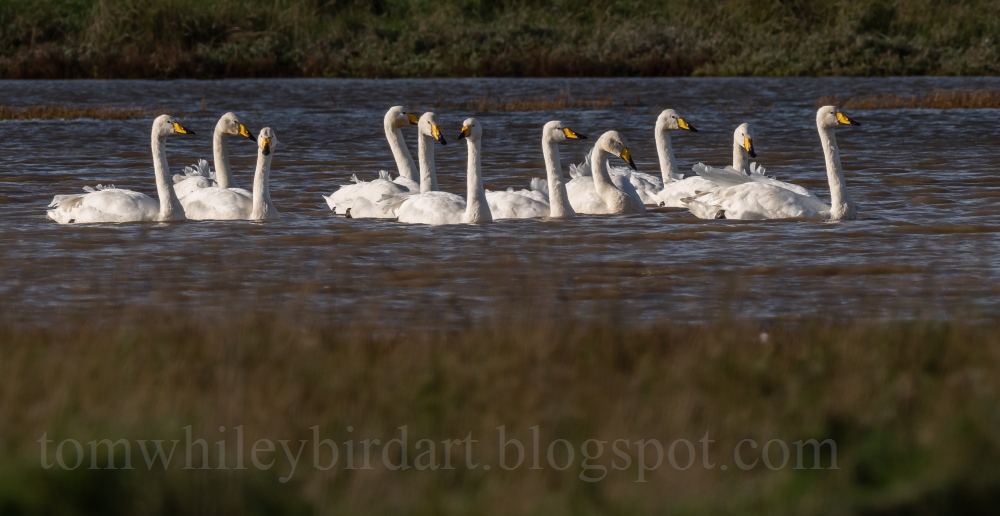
[818,89,1000,110]
[0,105,178,120]
[3,283,1000,514]
[3,0,1000,79]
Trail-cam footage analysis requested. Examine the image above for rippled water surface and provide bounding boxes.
[3,77,1000,323]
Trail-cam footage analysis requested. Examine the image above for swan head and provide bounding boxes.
[817,105,860,130]
[543,120,586,142]
[385,106,420,129]
[218,112,255,142]
[656,109,698,132]
[733,123,756,158]
[419,112,447,145]
[153,114,195,137]
[458,118,482,142]
[257,127,276,156]
[596,130,636,170]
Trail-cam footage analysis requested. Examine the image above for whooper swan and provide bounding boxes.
[323,106,420,213]
[394,118,492,225]
[173,112,255,200]
[683,106,860,220]
[565,131,644,215]
[46,115,195,224]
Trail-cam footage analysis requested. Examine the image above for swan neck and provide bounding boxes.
[418,132,438,193]
[590,145,616,195]
[151,132,185,221]
[819,126,854,220]
[250,152,276,220]
[656,130,682,181]
[213,123,235,189]
[733,142,749,173]
[386,122,418,182]
[542,135,574,217]
[464,138,491,223]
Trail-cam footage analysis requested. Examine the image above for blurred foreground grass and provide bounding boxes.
[3,294,1000,515]
[3,0,1000,78]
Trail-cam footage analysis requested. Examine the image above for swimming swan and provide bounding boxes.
[173,112,255,199]
[46,115,195,224]
[347,112,447,219]
[394,118,492,225]
[683,106,860,220]
[323,106,420,213]
[486,121,585,219]
[183,128,279,220]
[565,131,644,215]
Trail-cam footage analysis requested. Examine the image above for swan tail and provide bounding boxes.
[681,191,725,220]
[529,177,549,196]
[568,154,592,179]
[378,170,392,181]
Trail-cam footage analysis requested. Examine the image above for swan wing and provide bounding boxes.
[565,176,611,215]
[656,176,718,208]
[485,190,550,219]
[623,170,663,205]
[695,183,830,220]
[47,188,159,224]
[396,191,466,225]
[180,187,252,220]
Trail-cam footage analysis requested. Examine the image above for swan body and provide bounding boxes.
[323,106,420,213]
[396,118,492,225]
[46,115,194,224]
[565,157,644,214]
[492,121,585,219]
[174,112,255,199]
[684,106,860,220]
[348,112,447,219]
[566,131,644,215]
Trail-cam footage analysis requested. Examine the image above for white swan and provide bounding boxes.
[684,106,860,220]
[173,112,255,199]
[323,106,420,213]
[249,128,280,221]
[183,128,279,220]
[394,118,492,225]
[347,112,447,219]
[46,115,194,224]
[564,131,644,215]
[489,120,584,219]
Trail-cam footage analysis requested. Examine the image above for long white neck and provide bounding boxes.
[418,132,438,193]
[589,146,618,199]
[818,126,855,220]
[733,143,749,173]
[213,124,236,189]
[542,135,574,218]
[250,152,278,220]
[151,133,185,221]
[656,130,682,181]
[386,122,418,182]
[464,138,491,223]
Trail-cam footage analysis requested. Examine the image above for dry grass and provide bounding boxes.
[0,105,177,121]
[442,91,616,112]
[2,285,1000,514]
[817,90,1000,110]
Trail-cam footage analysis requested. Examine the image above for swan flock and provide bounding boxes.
[46,105,862,225]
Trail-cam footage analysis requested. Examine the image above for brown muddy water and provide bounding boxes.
[2,77,1000,324]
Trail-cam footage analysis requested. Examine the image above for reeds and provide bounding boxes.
[0,105,177,120]
[3,279,1000,514]
[818,90,1000,110]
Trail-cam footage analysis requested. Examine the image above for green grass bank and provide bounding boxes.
[2,0,1000,79]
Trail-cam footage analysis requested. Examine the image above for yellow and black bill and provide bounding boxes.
[620,147,637,171]
[678,118,698,132]
[432,124,447,145]
[407,112,420,124]
[562,127,587,139]
[837,112,860,126]
[172,122,195,135]
[744,137,756,158]
[238,123,255,142]
[458,125,471,140]
[261,137,272,156]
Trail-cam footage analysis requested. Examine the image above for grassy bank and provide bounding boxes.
[2,0,1000,79]
[3,296,1000,514]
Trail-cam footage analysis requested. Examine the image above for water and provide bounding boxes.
[3,77,1000,324]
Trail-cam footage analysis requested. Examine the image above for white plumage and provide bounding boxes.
[46,115,195,224]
